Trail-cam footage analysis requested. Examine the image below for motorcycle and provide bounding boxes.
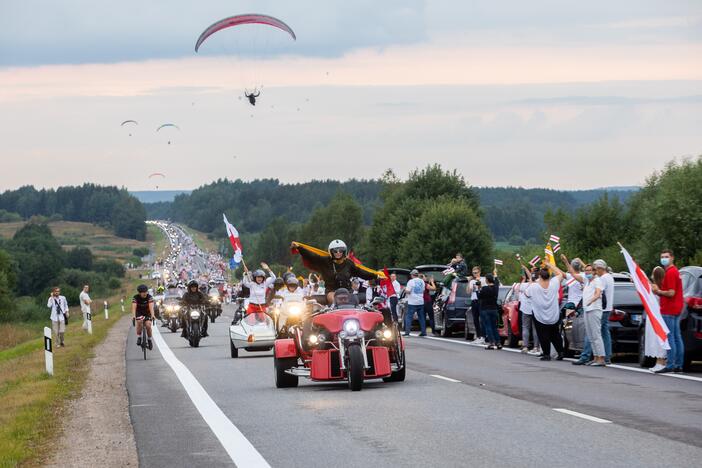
[207,291,222,323]
[273,297,405,391]
[182,306,207,348]
[161,302,181,333]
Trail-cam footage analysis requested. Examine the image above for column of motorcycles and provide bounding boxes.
[156,285,223,348]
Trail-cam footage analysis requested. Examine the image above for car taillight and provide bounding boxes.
[609,309,626,321]
[687,297,702,310]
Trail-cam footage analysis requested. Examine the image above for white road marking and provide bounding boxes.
[407,334,702,382]
[152,326,270,468]
[553,408,612,423]
[430,374,462,383]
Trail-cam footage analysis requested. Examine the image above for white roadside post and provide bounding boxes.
[104,300,109,320]
[120,298,125,313]
[44,327,53,376]
[87,307,93,334]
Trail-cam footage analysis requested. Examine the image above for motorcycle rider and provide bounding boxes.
[242,263,276,316]
[132,284,155,349]
[292,240,381,304]
[180,280,209,338]
[280,276,305,302]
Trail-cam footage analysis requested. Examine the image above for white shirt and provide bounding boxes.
[528,277,561,325]
[279,287,305,303]
[242,272,276,305]
[600,272,615,312]
[405,278,425,306]
[517,283,533,315]
[582,276,603,312]
[47,295,69,322]
[565,273,583,305]
[79,291,92,313]
[468,277,487,301]
[390,280,401,298]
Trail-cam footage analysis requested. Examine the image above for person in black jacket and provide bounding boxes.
[477,271,501,349]
[451,253,469,278]
[180,280,209,338]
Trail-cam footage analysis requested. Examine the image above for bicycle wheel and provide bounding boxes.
[142,328,147,360]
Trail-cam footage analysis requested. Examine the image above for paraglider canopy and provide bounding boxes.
[121,120,137,136]
[156,123,180,132]
[148,173,166,179]
[194,14,296,52]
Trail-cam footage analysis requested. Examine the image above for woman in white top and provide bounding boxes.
[517,271,540,354]
[579,263,606,366]
[526,261,565,361]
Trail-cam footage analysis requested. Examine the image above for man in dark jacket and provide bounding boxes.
[180,280,209,338]
[452,253,469,277]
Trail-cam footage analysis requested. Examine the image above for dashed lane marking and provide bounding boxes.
[553,408,612,423]
[430,374,462,383]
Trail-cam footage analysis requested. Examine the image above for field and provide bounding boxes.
[179,224,221,253]
[0,220,152,263]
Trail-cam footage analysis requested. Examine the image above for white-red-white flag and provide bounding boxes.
[494,259,503,265]
[549,234,560,243]
[620,244,670,350]
[222,214,243,263]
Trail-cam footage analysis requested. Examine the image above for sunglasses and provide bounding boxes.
[331,248,345,254]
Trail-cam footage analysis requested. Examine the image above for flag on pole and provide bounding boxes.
[222,214,243,266]
[381,267,396,297]
[529,255,541,267]
[620,244,670,350]
[348,251,362,266]
[553,243,561,253]
[494,259,503,265]
[549,234,560,243]
[544,244,556,265]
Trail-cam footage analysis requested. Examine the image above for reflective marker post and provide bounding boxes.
[104,301,109,320]
[120,298,125,313]
[44,327,53,376]
[87,309,93,334]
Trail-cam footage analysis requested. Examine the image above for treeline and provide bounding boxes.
[146,179,634,246]
[0,184,147,240]
[543,157,702,272]
[0,223,126,322]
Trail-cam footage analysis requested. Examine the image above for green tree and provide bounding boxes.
[10,223,65,296]
[298,191,364,251]
[66,246,93,270]
[398,198,493,268]
[0,249,16,316]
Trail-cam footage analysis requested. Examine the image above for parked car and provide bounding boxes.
[563,280,643,358]
[498,283,522,348]
[432,277,470,337]
[463,284,512,342]
[386,267,411,288]
[398,265,448,331]
[679,266,702,369]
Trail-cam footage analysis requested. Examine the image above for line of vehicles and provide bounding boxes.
[395,264,702,370]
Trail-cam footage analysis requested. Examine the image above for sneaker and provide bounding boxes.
[137,337,142,346]
[539,355,551,361]
[496,343,503,350]
[572,360,589,366]
[147,340,153,350]
[527,349,541,356]
[403,333,410,337]
[649,364,665,373]
[473,337,485,345]
[485,344,495,350]
[521,347,529,353]
[654,367,673,374]
[605,360,612,365]
[555,353,564,361]
[673,368,683,374]
[588,362,605,367]
[418,333,427,337]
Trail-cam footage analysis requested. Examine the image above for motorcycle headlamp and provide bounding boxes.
[288,305,302,316]
[308,334,319,345]
[190,310,200,319]
[343,319,360,336]
[382,329,393,340]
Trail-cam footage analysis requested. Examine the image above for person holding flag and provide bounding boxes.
[651,249,683,373]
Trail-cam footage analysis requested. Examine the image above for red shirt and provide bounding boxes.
[660,265,683,315]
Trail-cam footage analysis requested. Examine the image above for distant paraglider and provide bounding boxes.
[121,120,138,136]
[148,172,166,190]
[156,123,180,145]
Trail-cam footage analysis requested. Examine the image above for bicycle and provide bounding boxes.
[136,316,150,360]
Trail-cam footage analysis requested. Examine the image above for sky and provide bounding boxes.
[1,0,701,191]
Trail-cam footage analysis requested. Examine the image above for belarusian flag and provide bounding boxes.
[222,214,243,265]
[529,255,541,267]
[494,259,503,265]
[549,234,560,243]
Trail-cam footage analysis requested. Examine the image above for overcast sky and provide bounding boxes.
[1,0,701,190]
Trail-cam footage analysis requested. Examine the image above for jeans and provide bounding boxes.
[471,299,483,338]
[521,312,539,349]
[579,311,612,362]
[424,300,435,330]
[663,314,684,369]
[480,308,500,344]
[389,296,399,322]
[405,304,426,334]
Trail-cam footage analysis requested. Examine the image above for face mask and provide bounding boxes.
[660,257,670,267]
[585,273,594,280]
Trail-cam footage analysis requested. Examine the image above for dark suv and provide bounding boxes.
[432,277,470,337]
[679,266,702,369]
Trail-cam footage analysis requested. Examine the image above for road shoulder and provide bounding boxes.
[46,314,137,467]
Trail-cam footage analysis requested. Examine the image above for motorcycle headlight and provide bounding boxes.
[343,319,360,336]
[174,305,180,311]
[382,329,393,340]
[190,310,200,319]
[308,334,319,345]
[288,305,302,316]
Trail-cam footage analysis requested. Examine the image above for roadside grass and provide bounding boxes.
[494,241,523,253]
[0,220,150,263]
[0,321,44,352]
[147,224,168,260]
[179,224,220,253]
[0,274,145,467]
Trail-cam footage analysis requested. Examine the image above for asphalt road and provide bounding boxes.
[125,303,702,468]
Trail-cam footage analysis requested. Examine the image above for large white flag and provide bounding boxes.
[620,244,670,350]
[223,214,243,264]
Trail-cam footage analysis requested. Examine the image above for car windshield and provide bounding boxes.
[614,285,642,305]
[419,270,446,283]
[683,272,702,297]
[243,313,273,326]
[498,286,510,302]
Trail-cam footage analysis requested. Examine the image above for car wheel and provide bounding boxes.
[347,345,364,391]
[230,340,238,358]
[274,356,298,388]
[440,313,451,337]
[560,325,573,358]
[637,328,654,368]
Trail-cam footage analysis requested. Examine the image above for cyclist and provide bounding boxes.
[132,284,155,349]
